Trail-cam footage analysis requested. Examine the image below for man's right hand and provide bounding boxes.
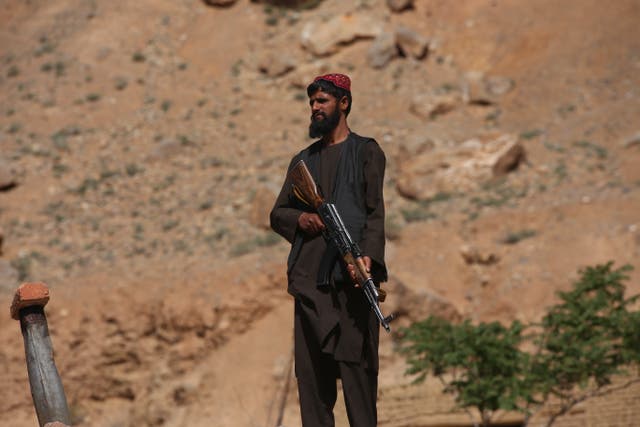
[297,212,325,236]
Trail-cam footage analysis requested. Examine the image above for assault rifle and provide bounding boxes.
[288,159,394,332]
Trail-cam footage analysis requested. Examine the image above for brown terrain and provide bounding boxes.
[1,0,639,426]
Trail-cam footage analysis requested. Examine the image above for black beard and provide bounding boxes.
[308,107,341,139]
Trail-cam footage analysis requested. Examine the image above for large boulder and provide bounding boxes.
[301,13,383,56]
[396,133,525,200]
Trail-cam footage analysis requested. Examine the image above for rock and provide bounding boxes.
[460,244,500,265]
[148,139,183,161]
[0,259,19,294]
[395,134,436,168]
[409,90,461,120]
[286,61,331,88]
[384,277,462,325]
[249,185,278,229]
[462,71,490,104]
[365,26,429,69]
[367,31,398,69]
[492,141,526,176]
[622,132,640,148]
[0,158,17,191]
[386,0,414,12]
[258,52,296,78]
[486,76,514,96]
[253,0,324,6]
[463,72,514,105]
[395,26,429,59]
[301,13,383,56]
[202,0,238,7]
[172,374,202,406]
[396,133,524,200]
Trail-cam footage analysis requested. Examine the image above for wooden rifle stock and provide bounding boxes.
[288,160,324,209]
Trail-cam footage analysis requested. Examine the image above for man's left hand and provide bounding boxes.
[346,256,371,287]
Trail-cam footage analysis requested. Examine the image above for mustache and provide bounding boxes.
[311,112,327,121]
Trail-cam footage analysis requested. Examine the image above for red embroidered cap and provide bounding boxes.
[313,73,351,92]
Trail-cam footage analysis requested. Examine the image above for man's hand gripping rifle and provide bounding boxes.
[288,160,395,332]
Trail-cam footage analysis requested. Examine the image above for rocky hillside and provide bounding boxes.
[1,0,639,426]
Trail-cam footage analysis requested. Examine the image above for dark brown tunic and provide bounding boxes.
[270,133,386,371]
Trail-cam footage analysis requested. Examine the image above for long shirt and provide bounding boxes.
[270,132,386,367]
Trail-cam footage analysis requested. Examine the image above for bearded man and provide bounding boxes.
[270,73,387,427]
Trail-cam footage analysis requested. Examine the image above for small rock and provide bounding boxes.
[202,0,238,6]
[367,32,398,69]
[409,91,460,120]
[252,0,321,6]
[286,61,331,89]
[148,139,183,161]
[492,141,526,176]
[386,0,414,12]
[173,374,201,406]
[395,26,429,59]
[258,52,296,78]
[463,72,513,104]
[0,158,18,191]
[384,278,462,324]
[460,244,499,265]
[485,76,514,96]
[622,132,640,148]
[462,71,489,104]
[272,354,290,380]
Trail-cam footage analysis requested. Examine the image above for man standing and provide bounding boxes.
[270,73,387,427]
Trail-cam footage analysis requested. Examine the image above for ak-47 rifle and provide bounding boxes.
[288,159,394,332]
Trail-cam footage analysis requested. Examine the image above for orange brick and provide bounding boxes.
[10,282,50,320]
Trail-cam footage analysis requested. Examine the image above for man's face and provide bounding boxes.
[308,90,341,138]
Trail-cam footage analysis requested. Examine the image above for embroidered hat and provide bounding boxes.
[313,73,351,92]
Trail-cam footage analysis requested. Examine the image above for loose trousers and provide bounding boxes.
[294,300,378,427]
[297,352,378,427]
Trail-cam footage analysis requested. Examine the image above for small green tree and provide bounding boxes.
[401,317,532,426]
[400,262,640,427]
[526,262,640,426]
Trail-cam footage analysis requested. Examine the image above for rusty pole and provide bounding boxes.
[10,282,71,427]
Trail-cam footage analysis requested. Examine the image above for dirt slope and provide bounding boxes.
[1,0,639,426]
